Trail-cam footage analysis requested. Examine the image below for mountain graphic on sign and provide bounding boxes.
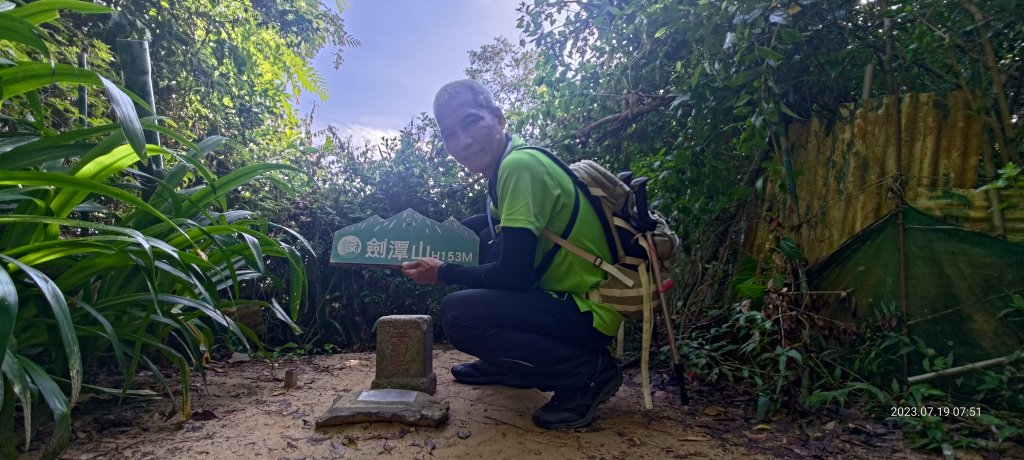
[442,217,477,239]
[378,209,448,235]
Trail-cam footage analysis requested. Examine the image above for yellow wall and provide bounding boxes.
[747,92,1023,266]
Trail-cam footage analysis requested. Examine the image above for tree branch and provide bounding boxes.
[960,0,1017,147]
[573,95,672,140]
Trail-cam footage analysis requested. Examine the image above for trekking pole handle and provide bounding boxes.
[630,177,657,232]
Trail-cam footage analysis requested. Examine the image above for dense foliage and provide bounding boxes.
[63,0,357,156]
[256,117,483,352]
[0,2,324,457]
[515,0,1023,451]
[3,0,1023,456]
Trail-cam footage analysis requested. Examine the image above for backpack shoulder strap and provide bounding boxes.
[512,146,627,284]
[492,146,580,282]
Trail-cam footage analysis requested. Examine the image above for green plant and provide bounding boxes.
[980,163,1022,192]
[1,2,309,457]
[254,115,480,351]
[681,298,808,418]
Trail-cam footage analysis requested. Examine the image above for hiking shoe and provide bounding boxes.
[451,360,532,388]
[531,361,622,429]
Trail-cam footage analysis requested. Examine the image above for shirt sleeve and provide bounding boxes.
[494,150,561,236]
[437,226,537,291]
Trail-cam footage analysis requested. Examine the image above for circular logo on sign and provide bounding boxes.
[337,235,362,258]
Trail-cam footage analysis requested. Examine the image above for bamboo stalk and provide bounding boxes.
[908,352,1021,384]
[78,49,93,236]
[862,61,874,105]
[78,49,88,128]
[116,40,162,150]
[980,135,1007,238]
[116,39,163,200]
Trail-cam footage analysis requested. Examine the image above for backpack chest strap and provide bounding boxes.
[540,229,634,286]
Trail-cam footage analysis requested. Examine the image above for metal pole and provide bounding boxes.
[883,14,911,377]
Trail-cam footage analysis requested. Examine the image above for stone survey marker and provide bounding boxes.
[330,209,479,267]
[315,315,448,428]
[372,315,437,395]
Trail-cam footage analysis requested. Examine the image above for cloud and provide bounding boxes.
[337,124,402,146]
[308,121,401,148]
[307,1,524,138]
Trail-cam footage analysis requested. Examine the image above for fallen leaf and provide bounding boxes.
[456,430,471,439]
[789,446,812,456]
[385,427,412,440]
[228,352,251,364]
[824,420,836,431]
[190,409,218,421]
[341,435,359,449]
[982,451,1001,460]
[703,406,726,416]
[168,413,186,430]
[745,431,768,440]
[329,441,348,457]
[275,399,293,411]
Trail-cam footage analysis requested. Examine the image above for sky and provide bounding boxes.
[302,0,525,145]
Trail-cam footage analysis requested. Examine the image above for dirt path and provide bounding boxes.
[58,346,929,459]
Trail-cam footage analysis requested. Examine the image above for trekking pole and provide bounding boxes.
[631,178,690,405]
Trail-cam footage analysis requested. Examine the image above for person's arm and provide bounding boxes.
[437,226,536,291]
[401,226,537,290]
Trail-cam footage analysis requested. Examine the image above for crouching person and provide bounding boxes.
[400,79,623,429]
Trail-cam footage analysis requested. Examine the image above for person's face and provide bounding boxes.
[435,91,507,175]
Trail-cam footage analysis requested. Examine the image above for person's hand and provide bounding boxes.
[400,258,443,285]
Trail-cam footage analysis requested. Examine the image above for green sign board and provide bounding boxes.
[330,209,479,267]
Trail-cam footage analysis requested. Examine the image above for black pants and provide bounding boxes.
[439,288,613,392]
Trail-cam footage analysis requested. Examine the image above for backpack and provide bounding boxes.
[499,146,681,409]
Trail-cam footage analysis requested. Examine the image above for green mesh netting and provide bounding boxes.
[809,206,1024,375]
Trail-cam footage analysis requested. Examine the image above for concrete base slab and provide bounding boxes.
[315,389,449,428]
